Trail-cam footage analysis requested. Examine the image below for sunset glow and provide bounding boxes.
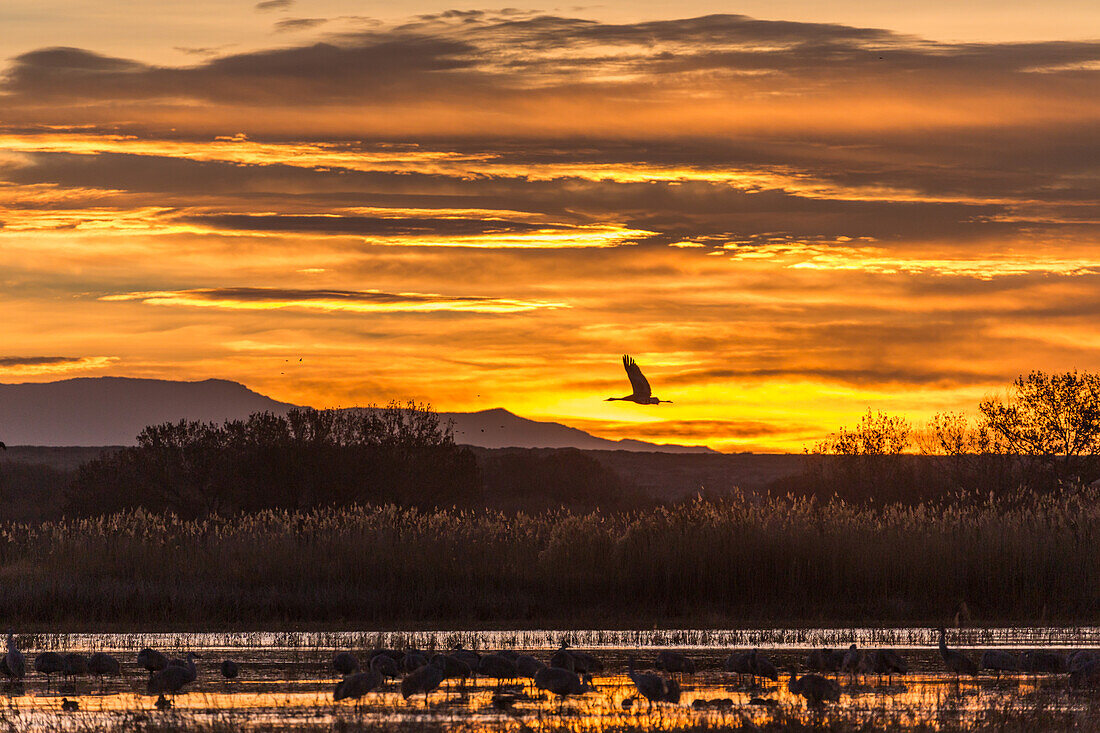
[3,2,1099,451]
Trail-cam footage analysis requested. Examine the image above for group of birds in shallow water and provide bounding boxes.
[330,641,605,710]
[1,632,236,711]
[324,629,1100,712]
[5,627,1100,714]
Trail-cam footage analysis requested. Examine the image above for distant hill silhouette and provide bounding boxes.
[444,407,713,453]
[0,377,714,453]
[0,377,296,446]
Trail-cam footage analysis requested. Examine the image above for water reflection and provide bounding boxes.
[0,635,1096,731]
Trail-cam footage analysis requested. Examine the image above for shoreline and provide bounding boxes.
[11,625,1100,650]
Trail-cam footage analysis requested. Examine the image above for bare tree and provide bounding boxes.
[807,410,914,502]
[915,412,1017,495]
[813,409,912,456]
[979,371,1100,486]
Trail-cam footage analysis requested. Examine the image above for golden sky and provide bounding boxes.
[2,3,1099,451]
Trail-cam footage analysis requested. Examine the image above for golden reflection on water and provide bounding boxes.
[0,646,1093,731]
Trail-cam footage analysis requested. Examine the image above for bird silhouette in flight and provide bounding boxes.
[606,355,672,405]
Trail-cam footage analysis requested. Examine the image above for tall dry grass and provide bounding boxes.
[1,491,1098,627]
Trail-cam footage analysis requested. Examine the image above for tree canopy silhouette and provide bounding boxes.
[66,403,481,517]
[980,370,1100,486]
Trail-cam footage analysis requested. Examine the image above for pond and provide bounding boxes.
[1,628,1098,731]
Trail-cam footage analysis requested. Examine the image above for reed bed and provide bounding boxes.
[1,491,1099,628]
[16,626,1100,654]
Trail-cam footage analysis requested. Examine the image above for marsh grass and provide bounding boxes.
[2,490,1100,628]
[2,701,1098,733]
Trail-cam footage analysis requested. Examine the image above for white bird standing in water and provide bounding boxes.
[606,355,672,405]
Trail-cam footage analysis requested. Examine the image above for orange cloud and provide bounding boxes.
[100,287,566,314]
[0,356,119,376]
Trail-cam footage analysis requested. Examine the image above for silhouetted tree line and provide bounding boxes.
[780,370,1100,504]
[65,403,482,518]
[60,405,639,518]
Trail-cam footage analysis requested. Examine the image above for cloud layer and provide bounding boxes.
[101,288,564,314]
[1,11,1098,449]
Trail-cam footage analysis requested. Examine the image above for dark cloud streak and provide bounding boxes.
[0,356,86,367]
[274,18,327,33]
[178,212,553,237]
[255,0,293,11]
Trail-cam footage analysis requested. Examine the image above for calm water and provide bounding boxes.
[2,628,1099,731]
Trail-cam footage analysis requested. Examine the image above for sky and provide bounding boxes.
[1,2,1099,452]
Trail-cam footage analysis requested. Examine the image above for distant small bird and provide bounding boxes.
[981,650,1019,679]
[655,651,695,676]
[865,649,908,684]
[516,654,546,679]
[627,657,678,709]
[88,652,121,680]
[429,653,471,683]
[534,666,593,711]
[724,651,753,683]
[449,645,481,672]
[34,652,66,689]
[749,649,778,686]
[1020,649,1067,674]
[220,659,239,680]
[938,628,978,679]
[478,654,519,688]
[370,654,399,679]
[570,649,604,675]
[1069,650,1098,674]
[333,669,382,705]
[332,652,360,676]
[789,673,840,706]
[400,658,445,704]
[605,355,672,405]
[137,648,169,677]
[806,648,844,675]
[841,644,862,679]
[401,650,429,673]
[148,652,198,694]
[61,698,79,712]
[550,642,576,672]
[63,653,88,678]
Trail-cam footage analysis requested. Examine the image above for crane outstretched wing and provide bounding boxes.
[622,355,652,399]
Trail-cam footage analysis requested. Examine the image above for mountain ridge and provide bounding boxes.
[0,377,714,453]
